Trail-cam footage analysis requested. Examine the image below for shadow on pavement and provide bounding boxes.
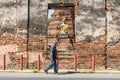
[58,71,80,75]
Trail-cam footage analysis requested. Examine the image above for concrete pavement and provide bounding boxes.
[0,70,120,80]
[0,72,120,79]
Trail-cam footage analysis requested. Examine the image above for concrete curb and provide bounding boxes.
[94,70,120,74]
[0,69,120,74]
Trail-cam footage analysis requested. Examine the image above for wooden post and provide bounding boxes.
[74,55,77,71]
[20,55,23,70]
[37,55,40,70]
[92,55,95,71]
[3,54,6,70]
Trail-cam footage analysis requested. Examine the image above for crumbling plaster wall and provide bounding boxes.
[75,0,120,69]
[76,0,120,45]
[106,0,120,69]
[75,0,106,41]
[0,0,120,69]
[107,0,120,45]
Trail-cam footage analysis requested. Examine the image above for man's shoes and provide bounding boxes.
[44,70,48,74]
[54,71,58,74]
[54,72,59,75]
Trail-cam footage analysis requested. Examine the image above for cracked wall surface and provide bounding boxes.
[0,0,120,69]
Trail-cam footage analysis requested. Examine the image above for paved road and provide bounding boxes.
[0,72,120,80]
[0,77,119,80]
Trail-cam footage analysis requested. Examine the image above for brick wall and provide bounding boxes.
[76,35,120,69]
[0,0,120,69]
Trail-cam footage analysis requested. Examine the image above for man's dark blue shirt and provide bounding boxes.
[50,46,57,60]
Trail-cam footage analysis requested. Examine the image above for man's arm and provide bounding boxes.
[50,46,54,60]
[50,52,53,60]
[56,54,59,60]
